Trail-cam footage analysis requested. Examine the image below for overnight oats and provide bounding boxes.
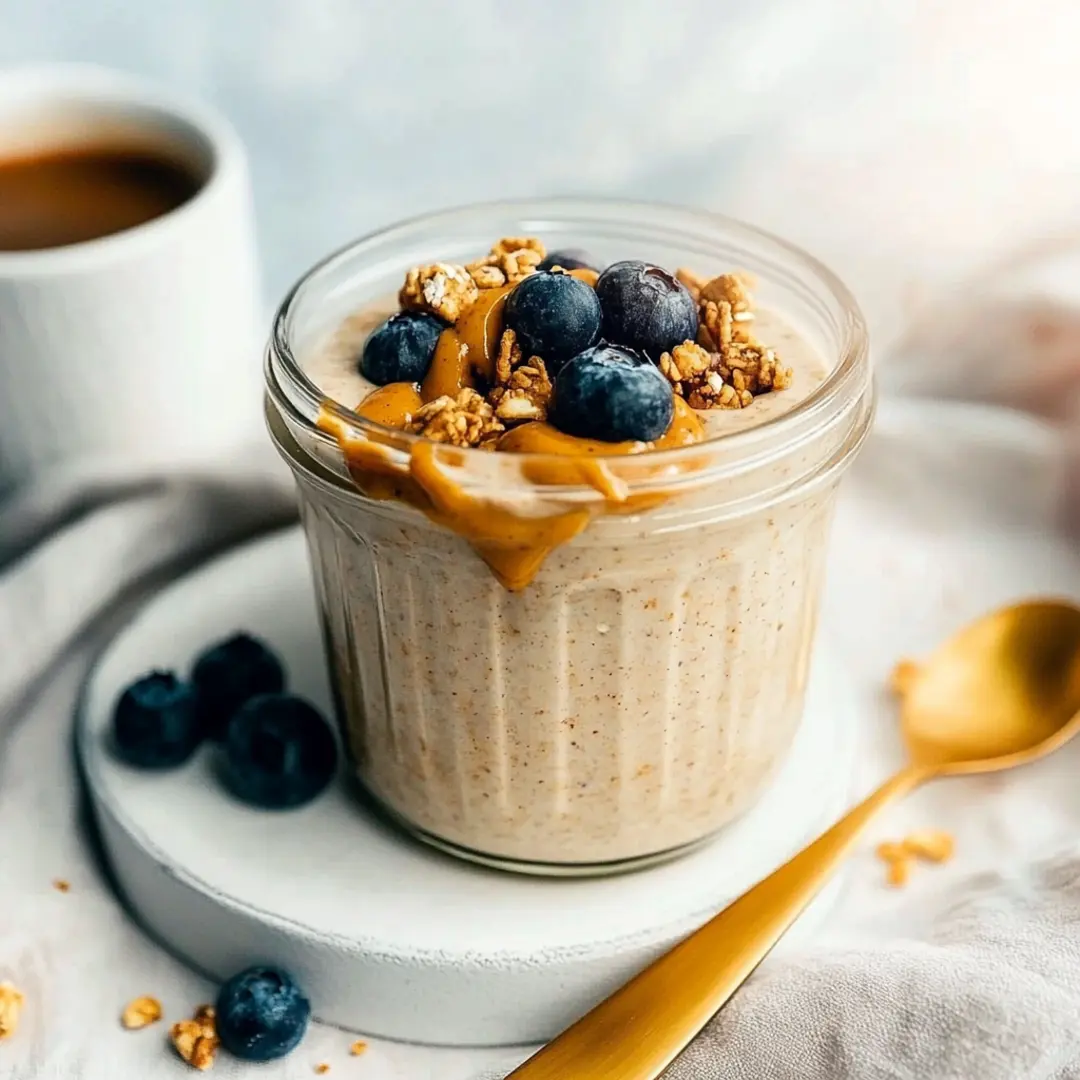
[265,200,873,873]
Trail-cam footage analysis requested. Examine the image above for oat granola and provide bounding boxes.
[399,262,479,323]
[489,328,553,423]
[0,983,24,1041]
[658,271,793,410]
[405,388,505,448]
[465,236,546,289]
[170,1004,220,1071]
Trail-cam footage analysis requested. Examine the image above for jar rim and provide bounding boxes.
[266,197,870,489]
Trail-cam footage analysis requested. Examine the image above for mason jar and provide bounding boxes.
[265,199,873,874]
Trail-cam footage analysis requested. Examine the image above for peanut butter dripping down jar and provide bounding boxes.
[318,392,705,591]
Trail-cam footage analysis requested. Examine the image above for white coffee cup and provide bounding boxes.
[0,64,262,491]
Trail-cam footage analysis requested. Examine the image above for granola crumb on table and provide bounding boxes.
[0,982,24,1041]
[902,829,955,863]
[121,995,164,1030]
[876,829,955,887]
[350,1039,368,1056]
[170,1004,220,1071]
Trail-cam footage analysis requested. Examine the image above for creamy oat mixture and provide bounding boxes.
[285,243,842,867]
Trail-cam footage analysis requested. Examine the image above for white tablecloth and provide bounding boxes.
[3,251,1080,1077]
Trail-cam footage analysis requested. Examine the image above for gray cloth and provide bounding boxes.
[0,452,296,722]
[482,852,1080,1080]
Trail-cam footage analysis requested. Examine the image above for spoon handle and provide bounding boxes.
[507,766,926,1080]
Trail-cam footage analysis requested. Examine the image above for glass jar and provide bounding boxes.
[265,199,873,875]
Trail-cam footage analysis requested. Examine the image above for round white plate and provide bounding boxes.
[77,527,859,1047]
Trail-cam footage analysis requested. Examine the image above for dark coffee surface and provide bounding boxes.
[0,144,202,251]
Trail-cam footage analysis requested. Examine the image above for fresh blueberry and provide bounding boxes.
[192,633,286,740]
[222,693,337,809]
[215,965,311,1062]
[504,270,601,371]
[550,343,674,442]
[111,671,202,768]
[594,260,698,358]
[537,248,600,273]
[360,311,444,386]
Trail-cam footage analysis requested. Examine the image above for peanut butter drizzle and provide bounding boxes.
[355,382,423,426]
[319,393,705,590]
[420,284,512,401]
[568,267,599,287]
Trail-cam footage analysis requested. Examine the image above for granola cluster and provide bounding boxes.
[489,328,553,423]
[405,388,505,448]
[392,239,793,445]
[466,236,547,289]
[660,270,793,410]
[403,238,547,313]
[399,262,479,323]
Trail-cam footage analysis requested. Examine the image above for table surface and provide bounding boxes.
[4,394,1080,1079]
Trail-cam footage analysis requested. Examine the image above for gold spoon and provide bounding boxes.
[508,599,1080,1079]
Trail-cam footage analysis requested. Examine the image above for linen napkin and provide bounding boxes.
[479,849,1080,1080]
[0,447,296,726]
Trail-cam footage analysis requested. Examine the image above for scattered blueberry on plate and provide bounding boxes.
[361,310,444,385]
[594,260,698,359]
[550,343,674,443]
[215,965,311,1062]
[222,693,338,810]
[504,270,602,372]
[191,632,285,739]
[111,671,202,768]
[537,248,600,273]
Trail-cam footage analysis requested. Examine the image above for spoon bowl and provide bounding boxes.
[902,601,1080,772]
[508,599,1080,1080]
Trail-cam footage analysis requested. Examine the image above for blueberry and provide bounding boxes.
[222,693,337,809]
[550,343,674,443]
[594,260,698,358]
[192,633,285,740]
[360,311,444,386]
[215,965,311,1062]
[537,248,600,273]
[111,671,202,768]
[504,270,601,372]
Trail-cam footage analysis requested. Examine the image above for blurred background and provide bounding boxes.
[4,0,1079,349]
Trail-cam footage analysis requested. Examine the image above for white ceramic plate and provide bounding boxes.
[77,528,859,1047]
